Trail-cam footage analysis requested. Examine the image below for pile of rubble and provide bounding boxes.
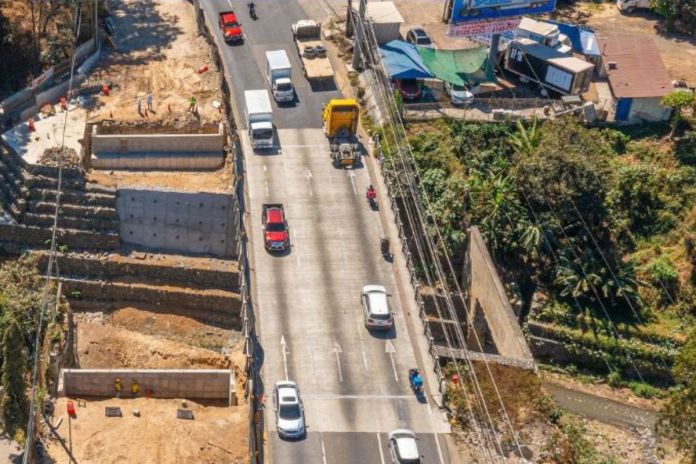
[38,146,81,169]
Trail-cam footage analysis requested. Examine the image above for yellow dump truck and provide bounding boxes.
[322,99,360,167]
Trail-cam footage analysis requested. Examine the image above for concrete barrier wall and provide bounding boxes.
[91,123,226,170]
[59,369,235,404]
[465,226,534,362]
[117,187,238,258]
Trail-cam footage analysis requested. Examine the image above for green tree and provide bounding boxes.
[658,329,696,461]
[661,90,695,140]
[653,0,680,31]
[1,319,29,440]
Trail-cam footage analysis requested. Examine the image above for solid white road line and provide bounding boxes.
[434,432,446,464]
[377,433,386,464]
[357,318,368,370]
[321,435,328,464]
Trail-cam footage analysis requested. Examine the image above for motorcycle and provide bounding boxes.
[366,187,377,209]
[409,368,424,396]
[247,2,257,20]
[380,237,391,260]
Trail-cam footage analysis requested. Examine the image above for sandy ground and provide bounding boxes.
[76,317,233,369]
[551,2,696,84]
[45,397,248,464]
[88,0,223,127]
[87,162,234,192]
[394,0,478,50]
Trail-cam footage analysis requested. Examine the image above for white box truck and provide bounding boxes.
[244,90,274,150]
[265,50,294,103]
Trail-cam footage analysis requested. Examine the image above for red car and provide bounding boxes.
[218,11,243,43]
[394,79,422,101]
[262,204,290,252]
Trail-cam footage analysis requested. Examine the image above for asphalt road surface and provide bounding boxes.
[200,1,450,462]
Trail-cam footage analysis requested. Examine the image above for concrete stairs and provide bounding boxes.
[0,145,121,249]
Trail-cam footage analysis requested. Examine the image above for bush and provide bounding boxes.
[676,131,696,165]
[649,256,680,305]
[607,370,624,388]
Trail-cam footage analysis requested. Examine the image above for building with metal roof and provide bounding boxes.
[597,33,673,123]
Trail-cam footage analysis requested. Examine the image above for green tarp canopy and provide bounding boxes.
[416,47,489,87]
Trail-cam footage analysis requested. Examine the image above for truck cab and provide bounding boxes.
[218,11,243,43]
[322,99,361,167]
[244,90,274,150]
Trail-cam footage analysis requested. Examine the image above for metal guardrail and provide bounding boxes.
[376,141,446,391]
[191,1,262,462]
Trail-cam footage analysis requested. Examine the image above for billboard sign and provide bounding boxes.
[449,17,521,37]
[451,0,556,23]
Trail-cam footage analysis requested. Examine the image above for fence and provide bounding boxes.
[190,1,262,462]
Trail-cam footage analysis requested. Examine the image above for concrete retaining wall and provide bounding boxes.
[91,123,226,170]
[59,368,236,404]
[117,188,238,258]
[465,226,534,362]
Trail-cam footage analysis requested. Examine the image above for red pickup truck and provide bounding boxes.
[262,204,290,252]
[218,11,243,43]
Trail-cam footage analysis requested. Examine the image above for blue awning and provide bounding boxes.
[378,40,433,80]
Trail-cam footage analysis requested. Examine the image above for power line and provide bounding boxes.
[22,4,84,462]
[352,9,525,459]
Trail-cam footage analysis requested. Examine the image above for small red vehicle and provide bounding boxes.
[218,11,243,43]
[262,204,290,252]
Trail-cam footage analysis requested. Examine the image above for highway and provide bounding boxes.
[200,1,451,462]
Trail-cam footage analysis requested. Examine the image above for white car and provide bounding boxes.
[361,285,394,330]
[444,82,474,106]
[273,381,305,439]
[388,429,422,464]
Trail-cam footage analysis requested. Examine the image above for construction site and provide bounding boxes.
[0,0,248,462]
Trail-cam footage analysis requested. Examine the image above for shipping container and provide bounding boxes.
[504,39,593,95]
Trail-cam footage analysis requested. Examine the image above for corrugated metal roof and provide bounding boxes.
[597,33,672,98]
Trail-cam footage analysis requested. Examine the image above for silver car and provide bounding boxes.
[361,285,394,330]
[388,429,422,463]
[273,381,305,439]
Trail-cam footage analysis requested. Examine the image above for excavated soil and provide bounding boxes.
[76,316,232,369]
[45,397,248,464]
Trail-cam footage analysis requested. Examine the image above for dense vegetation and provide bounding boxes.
[0,1,98,98]
[0,258,52,443]
[394,101,696,456]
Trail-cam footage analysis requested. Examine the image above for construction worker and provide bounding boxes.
[130,379,141,397]
[114,377,123,397]
[136,96,142,115]
[146,93,153,111]
[188,96,197,113]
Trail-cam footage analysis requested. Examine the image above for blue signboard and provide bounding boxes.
[451,0,556,23]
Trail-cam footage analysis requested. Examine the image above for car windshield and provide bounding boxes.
[400,79,417,88]
[279,404,302,419]
[277,83,292,92]
[371,312,392,320]
[225,20,239,28]
[266,222,285,232]
[253,128,273,140]
[451,84,467,91]
[416,36,432,45]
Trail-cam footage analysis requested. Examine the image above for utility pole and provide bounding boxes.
[346,0,353,38]
[94,0,100,50]
[485,33,501,81]
[351,0,367,71]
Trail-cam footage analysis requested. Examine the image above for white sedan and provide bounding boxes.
[273,381,305,439]
[444,82,474,106]
[388,429,422,463]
